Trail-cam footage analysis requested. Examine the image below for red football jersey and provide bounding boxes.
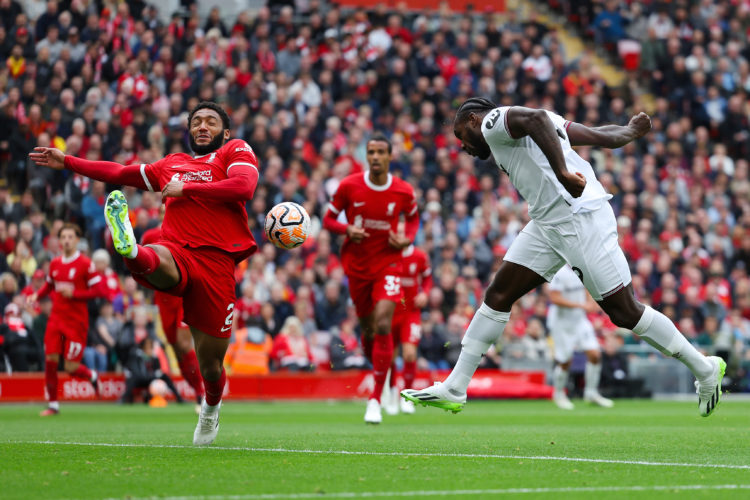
[45,252,101,327]
[400,245,432,310]
[329,172,417,278]
[139,139,259,261]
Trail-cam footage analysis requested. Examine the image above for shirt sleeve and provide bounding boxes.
[543,110,571,138]
[481,106,518,145]
[548,271,566,292]
[140,158,167,192]
[222,139,259,176]
[328,180,348,215]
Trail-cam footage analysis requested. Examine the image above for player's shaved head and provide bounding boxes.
[367,133,392,154]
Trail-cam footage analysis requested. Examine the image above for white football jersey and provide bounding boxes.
[481,107,612,224]
[547,265,588,329]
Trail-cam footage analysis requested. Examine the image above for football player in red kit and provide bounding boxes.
[30,223,106,416]
[30,102,259,445]
[384,244,432,415]
[323,134,419,424]
[141,224,205,408]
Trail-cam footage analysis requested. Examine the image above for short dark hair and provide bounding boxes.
[188,101,231,130]
[58,222,82,238]
[367,133,392,154]
[454,97,497,125]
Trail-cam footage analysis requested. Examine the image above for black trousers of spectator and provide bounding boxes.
[119,374,183,403]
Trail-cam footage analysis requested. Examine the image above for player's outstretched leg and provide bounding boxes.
[695,356,726,417]
[105,190,162,276]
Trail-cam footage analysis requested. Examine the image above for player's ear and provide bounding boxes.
[223,128,230,141]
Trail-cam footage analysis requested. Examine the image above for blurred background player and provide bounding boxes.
[384,243,432,416]
[323,134,419,424]
[547,265,613,410]
[29,102,260,444]
[142,218,205,409]
[29,223,105,416]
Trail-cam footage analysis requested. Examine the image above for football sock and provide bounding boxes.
[553,365,569,394]
[633,306,713,379]
[370,334,393,402]
[124,244,160,274]
[45,360,58,403]
[584,361,602,393]
[402,360,416,390]
[444,303,509,395]
[70,364,92,380]
[178,350,205,399]
[389,361,398,388]
[362,335,373,362]
[204,367,226,406]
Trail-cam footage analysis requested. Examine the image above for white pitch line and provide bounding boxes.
[107,484,750,500]
[9,440,750,471]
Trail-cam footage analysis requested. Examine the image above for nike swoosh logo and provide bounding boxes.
[171,165,186,169]
[220,326,231,332]
[353,202,365,207]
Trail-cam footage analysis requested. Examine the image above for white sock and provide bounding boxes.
[126,244,138,259]
[48,401,60,411]
[633,306,713,379]
[553,365,568,394]
[444,303,509,395]
[204,402,220,414]
[584,361,601,393]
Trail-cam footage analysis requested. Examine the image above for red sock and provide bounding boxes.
[390,361,399,388]
[178,350,205,400]
[362,335,373,362]
[124,245,160,274]
[403,360,417,389]
[370,334,393,402]
[45,360,59,403]
[70,364,92,380]
[204,367,226,406]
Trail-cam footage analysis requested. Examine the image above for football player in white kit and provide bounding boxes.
[547,265,613,410]
[402,97,725,417]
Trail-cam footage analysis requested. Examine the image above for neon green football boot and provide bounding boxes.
[104,190,136,257]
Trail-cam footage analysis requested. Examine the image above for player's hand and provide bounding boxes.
[414,292,428,308]
[162,178,185,198]
[388,231,411,249]
[628,112,652,139]
[56,283,74,298]
[28,147,66,169]
[560,171,586,198]
[346,225,370,243]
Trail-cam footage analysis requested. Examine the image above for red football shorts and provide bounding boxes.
[45,320,88,362]
[154,291,187,345]
[132,242,237,338]
[348,267,404,318]
[391,309,422,346]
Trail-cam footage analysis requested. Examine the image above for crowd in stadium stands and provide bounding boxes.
[0,0,749,392]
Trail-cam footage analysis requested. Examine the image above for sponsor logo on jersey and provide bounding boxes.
[363,219,392,230]
[176,170,213,182]
[353,201,366,207]
[485,108,501,129]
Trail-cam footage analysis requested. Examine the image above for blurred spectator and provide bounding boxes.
[119,337,184,404]
[329,320,369,370]
[270,316,313,371]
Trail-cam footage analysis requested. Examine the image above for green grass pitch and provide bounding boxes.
[2,399,749,499]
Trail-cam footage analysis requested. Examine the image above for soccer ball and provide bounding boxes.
[265,202,311,249]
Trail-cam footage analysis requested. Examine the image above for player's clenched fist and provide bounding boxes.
[628,112,652,139]
[29,147,66,169]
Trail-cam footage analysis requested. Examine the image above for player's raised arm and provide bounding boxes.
[166,164,259,201]
[29,147,158,191]
[506,107,586,198]
[566,112,652,148]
